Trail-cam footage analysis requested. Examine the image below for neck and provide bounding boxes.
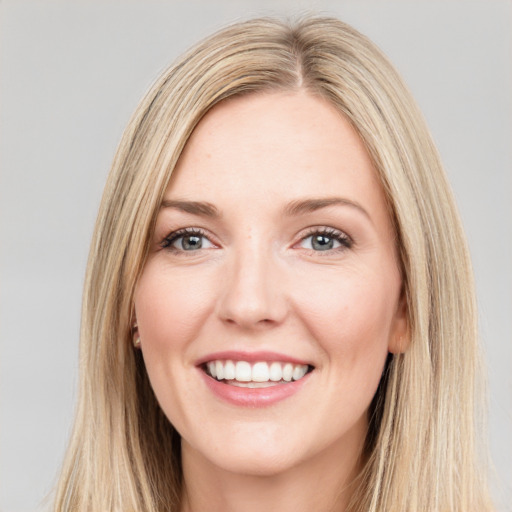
[180,437,365,512]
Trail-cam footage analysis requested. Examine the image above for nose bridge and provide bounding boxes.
[217,232,286,328]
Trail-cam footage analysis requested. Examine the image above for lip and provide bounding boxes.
[195,351,314,407]
[198,367,312,407]
[195,350,311,366]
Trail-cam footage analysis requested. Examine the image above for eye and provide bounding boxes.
[162,228,215,252]
[298,228,352,252]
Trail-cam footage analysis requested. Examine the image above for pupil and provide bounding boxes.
[312,235,333,251]
[183,235,202,250]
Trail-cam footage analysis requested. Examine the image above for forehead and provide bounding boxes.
[167,91,387,221]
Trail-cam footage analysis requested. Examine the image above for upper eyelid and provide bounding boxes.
[163,227,208,239]
[297,226,352,241]
[161,227,214,248]
[159,225,353,248]
[294,226,354,253]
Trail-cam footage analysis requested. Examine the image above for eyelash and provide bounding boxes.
[298,227,353,254]
[160,226,353,254]
[161,227,211,252]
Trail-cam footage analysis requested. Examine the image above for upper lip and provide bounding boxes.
[195,350,313,367]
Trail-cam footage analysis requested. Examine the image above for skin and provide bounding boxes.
[134,91,408,512]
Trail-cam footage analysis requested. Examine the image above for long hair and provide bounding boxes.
[53,16,492,511]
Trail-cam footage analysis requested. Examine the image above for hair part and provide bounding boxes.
[54,16,492,512]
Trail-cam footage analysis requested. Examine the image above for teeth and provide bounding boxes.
[208,361,217,378]
[252,362,269,382]
[282,363,293,382]
[235,361,252,382]
[229,380,279,388]
[205,360,310,384]
[224,360,235,380]
[215,360,224,380]
[269,362,282,381]
[293,364,307,380]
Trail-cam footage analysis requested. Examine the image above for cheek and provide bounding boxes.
[135,261,216,352]
[133,261,219,431]
[292,264,399,373]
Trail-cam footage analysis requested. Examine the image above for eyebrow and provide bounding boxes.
[283,197,371,220]
[160,199,220,218]
[159,197,370,221]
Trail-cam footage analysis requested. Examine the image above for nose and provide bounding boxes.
[216,242,288,330]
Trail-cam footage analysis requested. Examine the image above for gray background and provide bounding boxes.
[1,1,510,511]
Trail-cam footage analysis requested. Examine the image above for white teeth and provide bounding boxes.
[224,360,236,380]
[205,360,310,384]
[252,362,270,382]
[229,380,279,388]
[269,362,282,381]
[215,360,224,380]
[282,363,293,382]
[208,361,217,378]
[293,364,307,380]
[235,361,252,382]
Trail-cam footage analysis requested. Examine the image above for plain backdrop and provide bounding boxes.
[1,1,511,511]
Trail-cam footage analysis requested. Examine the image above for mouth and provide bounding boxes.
[202,359,314,388]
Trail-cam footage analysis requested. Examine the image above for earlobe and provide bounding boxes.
[388,291,410,354]
[132,320,141,349]
[388,333,409,354]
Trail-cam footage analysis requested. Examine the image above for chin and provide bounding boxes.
[183,421,310,477]
[207,447,301,478]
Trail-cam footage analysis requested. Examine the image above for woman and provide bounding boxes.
[53,16,492,512]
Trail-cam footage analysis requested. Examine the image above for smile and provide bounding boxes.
[204,360,312,388]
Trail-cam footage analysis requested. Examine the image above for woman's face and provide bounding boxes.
[134,91,407,477]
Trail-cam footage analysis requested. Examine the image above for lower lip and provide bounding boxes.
[198,369,311,407]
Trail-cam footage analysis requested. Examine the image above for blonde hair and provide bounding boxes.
[54,16,492,511]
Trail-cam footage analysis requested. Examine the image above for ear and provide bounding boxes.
[387,288,410,354]
[131,316,141,348]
